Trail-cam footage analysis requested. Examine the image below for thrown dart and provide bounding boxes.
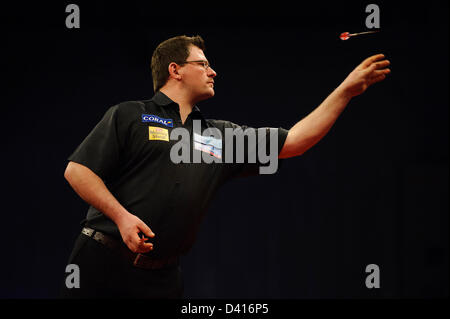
[340,30,379,40]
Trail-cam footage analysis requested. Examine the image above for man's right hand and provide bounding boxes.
[64,162,156,254]
[116,212,155,253]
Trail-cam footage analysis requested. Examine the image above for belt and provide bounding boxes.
[81,227,178,270]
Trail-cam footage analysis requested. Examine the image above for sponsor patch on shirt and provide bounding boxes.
[142,114,173,127]
[193,132,222,159]
[149,126,169,141]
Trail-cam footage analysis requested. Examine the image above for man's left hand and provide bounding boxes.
[339,54,391,98]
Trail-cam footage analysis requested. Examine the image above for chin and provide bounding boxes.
[197,89,215,102]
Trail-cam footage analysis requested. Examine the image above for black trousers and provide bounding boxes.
[59,232,184,298]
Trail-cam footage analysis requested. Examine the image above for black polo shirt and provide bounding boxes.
[68,91,289,258]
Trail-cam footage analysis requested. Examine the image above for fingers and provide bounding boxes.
[131,232,153,253]
[364,60,390,74]
[137,241,154,253]
[368,74,387,85]
[373,68,391,76]
[138,221,155,238]
[343,54,390,95]
[118,214,156,254]
[367,63,390,85]
[124,236,152,254]
[360,53,386,68]
[126,224,156,253]
[364,57,391,86]
[373,60,390,69]
[135,222,155,253]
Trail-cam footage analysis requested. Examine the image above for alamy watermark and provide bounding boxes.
[169,120,279,175]
[65,4,80,29]
[365,4,380,29]
[365,264,380,289]
[65,264,80,289]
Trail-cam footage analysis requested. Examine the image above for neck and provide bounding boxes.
[159,86,195,124]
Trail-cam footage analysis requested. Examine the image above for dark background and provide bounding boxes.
[1,1,448,298]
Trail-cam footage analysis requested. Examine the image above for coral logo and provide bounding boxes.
[142,114,173,127]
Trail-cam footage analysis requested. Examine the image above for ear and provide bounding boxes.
[168,62,182,80]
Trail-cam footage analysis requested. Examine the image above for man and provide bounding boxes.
[60,35,390,298]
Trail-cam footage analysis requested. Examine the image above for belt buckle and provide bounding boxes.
[82,227,94,237]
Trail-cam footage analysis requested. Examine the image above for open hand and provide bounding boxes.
[340,54,391,98]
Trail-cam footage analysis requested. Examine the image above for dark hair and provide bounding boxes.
[151,35,206,92]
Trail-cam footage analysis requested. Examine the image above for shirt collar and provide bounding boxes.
[151,90,176,106]
[151,91,207,123]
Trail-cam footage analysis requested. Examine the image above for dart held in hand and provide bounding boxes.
[340,30,380,40]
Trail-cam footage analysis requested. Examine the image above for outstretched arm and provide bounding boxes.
[279,54,390,159]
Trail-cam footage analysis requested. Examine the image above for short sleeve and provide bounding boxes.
[68,105,126,181]
[234,126,289,178]
[211,120,289,179]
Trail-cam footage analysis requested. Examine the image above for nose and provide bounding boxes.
[208,67,217,78]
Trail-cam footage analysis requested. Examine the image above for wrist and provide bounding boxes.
[112,208,131,227]
[334,84,354,101]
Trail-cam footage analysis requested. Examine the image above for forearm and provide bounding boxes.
[280,85,352,158]
[279,54,390,159]
[64,161,129,225]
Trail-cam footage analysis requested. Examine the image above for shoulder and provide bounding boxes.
[206,119,243,130]
[206,119,258,134]
[95,100,150,130]
[105,100,152,122]
[114,100,149,114]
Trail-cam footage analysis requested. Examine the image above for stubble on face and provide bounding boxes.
[183,46,216,102]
